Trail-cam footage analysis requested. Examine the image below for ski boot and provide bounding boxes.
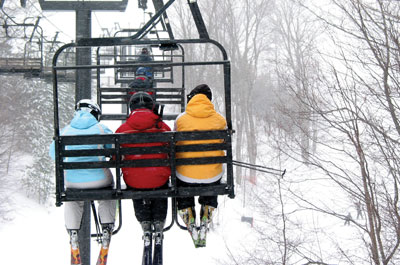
[141,221,153,265]
[198,205,216,247]
[96,223,114,265]
[153,221,164,246]
[153,221,164,265]
[68,229,81,265]
[178,207,199,247]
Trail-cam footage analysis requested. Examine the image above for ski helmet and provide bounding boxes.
[187,84,212,103]
[75,99,102,121]
[129,92,155,112]
[136,67,147,76]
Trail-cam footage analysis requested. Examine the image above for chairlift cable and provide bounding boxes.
[29,1,74,41]
[0,7,19,25]
[92,12,104,36]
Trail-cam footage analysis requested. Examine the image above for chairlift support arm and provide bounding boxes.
[28,17,41,42]
[152,0,174,39]
[187,0,209,39]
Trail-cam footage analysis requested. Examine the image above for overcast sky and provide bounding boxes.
[37,0,148,43]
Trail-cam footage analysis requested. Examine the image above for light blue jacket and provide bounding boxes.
[49,110,114,189]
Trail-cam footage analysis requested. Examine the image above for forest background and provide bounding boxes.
[0,0,400,264]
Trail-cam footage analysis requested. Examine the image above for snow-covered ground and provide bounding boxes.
[0,184,252,265]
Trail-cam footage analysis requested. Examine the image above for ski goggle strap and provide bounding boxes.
[76,102,101,121]
[76,102,101,114]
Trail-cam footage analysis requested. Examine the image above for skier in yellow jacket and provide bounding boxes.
[174,84,227,247]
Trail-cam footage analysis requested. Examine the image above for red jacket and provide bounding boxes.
[116,109,171,189]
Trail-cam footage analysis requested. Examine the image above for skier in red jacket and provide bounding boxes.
[116,92,171,249]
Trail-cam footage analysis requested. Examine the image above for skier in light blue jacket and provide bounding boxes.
[49,99,116,264]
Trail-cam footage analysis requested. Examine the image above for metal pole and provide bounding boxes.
[76,9,92,100]
[75,9,92,265]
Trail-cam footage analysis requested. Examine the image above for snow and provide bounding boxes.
[0,186,252,265]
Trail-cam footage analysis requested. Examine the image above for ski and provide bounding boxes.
[188,224,199,248]
[69,230,81,265]
[197,222,208,248]
[96,246,110,265]
[197,205,214,248]
[152,232,163,265]
[178,207,199,247]
[142,232,153,265]
[96,224,113,265]
[70,246,81,265]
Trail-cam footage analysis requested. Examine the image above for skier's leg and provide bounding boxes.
[134,198,153,239]
[198,187,219,223]
[134,199,153,265]
[65,201,84,264]
[153,220,165,245]
[152,196,167,245]
[176,180,199,246]
[198,194,218,247]
[178,205,199,246]
[134,199,152,223]
[100,223,114,248]
[68,229,81,265]
[95,223,114,265]
[152,220,164,265]
[97,199,117,226]
[140,221,152,245]
[65,201,84,230]
[200,204,216,223]
[152,196,168,227]
[140,221,153,265]
[96,200,116,265]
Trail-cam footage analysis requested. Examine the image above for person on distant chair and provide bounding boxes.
[49,99,116,265]
[127,67,154,102]
[136,47,153,78]
[174,84,227,247]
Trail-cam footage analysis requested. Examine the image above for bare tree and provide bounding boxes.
[270,0,400,264]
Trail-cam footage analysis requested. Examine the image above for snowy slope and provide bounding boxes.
[0,188,251,265]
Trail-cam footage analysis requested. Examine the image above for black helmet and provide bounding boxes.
[75,99,102,121]
[129,92,154,112]
[187,84,212,103]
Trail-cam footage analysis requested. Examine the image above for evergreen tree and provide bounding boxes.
[22,80,74,204]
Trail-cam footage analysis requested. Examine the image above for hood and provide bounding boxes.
[70,110,98,129]
[126,109,160,130]
[186,94,216,118]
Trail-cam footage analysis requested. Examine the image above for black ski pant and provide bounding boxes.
[131,182,169,223]
[176,178,220,210]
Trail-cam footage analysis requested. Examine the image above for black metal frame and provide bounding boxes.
[38,0,129,11]
[52,37,234,207]
[96,41,184,121]
[54,130,234,205]
[0,16,44,75]
[50,0,234,240]
[111,45,179,84]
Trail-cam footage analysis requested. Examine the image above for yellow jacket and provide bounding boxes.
[175,94,227,183]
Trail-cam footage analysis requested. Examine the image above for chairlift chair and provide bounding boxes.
[50,0,234,240]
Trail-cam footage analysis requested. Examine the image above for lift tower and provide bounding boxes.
[39,1,128,264]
